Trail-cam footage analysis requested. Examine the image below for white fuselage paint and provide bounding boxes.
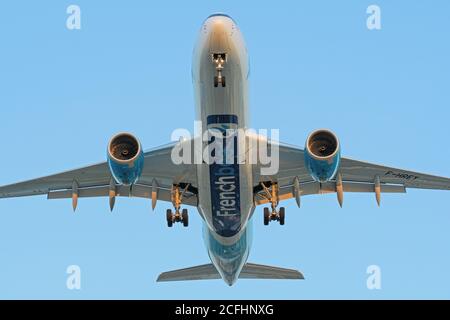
[192,14,253,285]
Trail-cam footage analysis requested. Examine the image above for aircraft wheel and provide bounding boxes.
[214,76,219,87]
[166,209,173,227]
[221,76,226,87]
[182,208,189,227]
[279,207,285,225]
[263,207,270,226]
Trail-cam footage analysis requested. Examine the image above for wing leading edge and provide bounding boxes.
[0,142,198,206]
[1,138,449,206]
[254,141,450,205]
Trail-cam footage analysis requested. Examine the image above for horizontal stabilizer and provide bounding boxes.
[157,263,304,282]
[240,263,304,280]
[157,264,220,282]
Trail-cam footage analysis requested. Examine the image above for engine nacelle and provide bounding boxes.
[107,132,144,185]
[304,129,341,182]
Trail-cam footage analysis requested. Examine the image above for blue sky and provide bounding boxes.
[0,0,450,299]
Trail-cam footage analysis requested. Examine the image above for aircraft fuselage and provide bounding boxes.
[192,14,253,286]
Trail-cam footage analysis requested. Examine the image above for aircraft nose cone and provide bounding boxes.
[210,19,226,32]
[207,15,232,53]
[206,13,234,25]
[207,13,234,20]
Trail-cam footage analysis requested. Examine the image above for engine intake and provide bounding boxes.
[107,132,144,185]
[304,129,341,182]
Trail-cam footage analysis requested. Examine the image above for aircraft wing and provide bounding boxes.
[254,142,450,205]
[0,143,198,207]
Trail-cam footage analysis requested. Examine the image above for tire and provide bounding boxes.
[166,209,173,227]
[263,207,270,226]
[182,208,189,227]
[214,76,218,87]
[221,76,226,87]
[279,207,285,226]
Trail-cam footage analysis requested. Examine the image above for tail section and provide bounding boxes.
[157,263,304,283]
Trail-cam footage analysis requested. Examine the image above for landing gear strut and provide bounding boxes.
[261,182,285,226]
[166,184,189,227]
[212,53,226,88]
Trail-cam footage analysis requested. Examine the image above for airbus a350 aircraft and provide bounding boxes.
[1,14,450,286]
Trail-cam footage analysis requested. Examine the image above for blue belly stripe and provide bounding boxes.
[207,114,238,125]
[208,114,241,237]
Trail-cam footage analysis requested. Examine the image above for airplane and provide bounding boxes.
[1,13,450,286]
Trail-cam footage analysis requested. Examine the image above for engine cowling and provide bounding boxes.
[107,132,144,185]
[304,129,341,182]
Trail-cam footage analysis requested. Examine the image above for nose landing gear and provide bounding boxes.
[260,182,285,226]
[212,53,226,88]
[166,184,189,227]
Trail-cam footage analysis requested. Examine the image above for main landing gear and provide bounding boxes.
[260,182,285,226]
[212,53,226,88]
[166,184,189,228]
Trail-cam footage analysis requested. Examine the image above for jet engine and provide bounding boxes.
[304,129,341,182]
[107,132,144,185]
